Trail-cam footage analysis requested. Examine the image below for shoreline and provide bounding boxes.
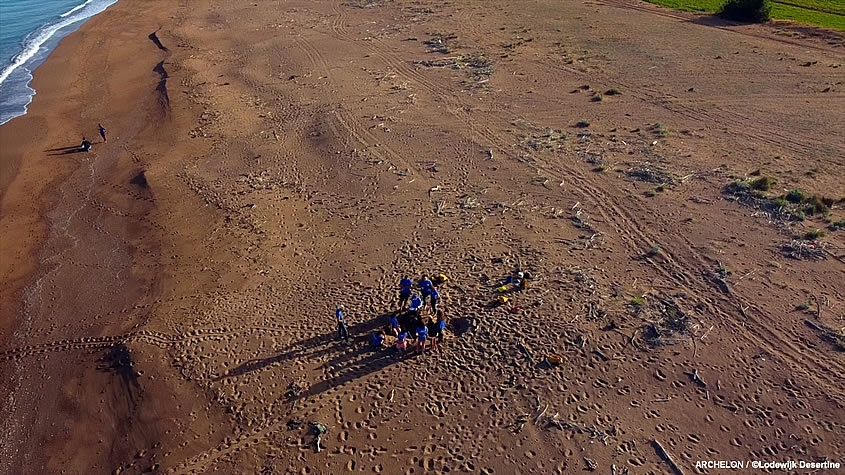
[0,0,227,470]
[0,0,121,126]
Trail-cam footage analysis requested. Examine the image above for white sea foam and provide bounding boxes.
[0,0,117,95]
[60,0,95,18]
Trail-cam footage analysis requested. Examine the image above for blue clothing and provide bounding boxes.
[431,288,440,301]
[389,316,399,329]
[400,278,413,289]
[399,287,412,297]
[336,308,344,321]
[398,332,408,342]
[372,333,385,347]
[409,295,423,311]
[419,279,433,291]
[437,319,446,332]
[417,326,428,341]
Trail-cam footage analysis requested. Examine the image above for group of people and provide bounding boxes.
[334,273,450,355]
[79,123,107,152]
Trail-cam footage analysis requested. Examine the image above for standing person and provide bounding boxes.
[418,275,433,306]
[416,319,429,353]
[98,123,107,142]
[434,310,446,353]
[336,306,350,343]
[398,276,413,310]
[395,330,409,353]
[427,315,440,352]
[430,287,441,314]
[388,313,401,336]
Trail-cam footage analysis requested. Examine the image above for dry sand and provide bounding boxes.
[1,0,844,473]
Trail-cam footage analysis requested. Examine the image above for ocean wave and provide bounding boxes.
[0,0,117,88]
[60,0,95,18]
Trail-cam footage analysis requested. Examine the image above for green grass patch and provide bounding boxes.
[646,0,845,31]
[803,228,826,240]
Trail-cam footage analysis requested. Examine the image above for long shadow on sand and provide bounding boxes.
[214,311,402,382]
[46,144,89,155]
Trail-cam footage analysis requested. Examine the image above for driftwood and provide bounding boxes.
[652,439,685,475]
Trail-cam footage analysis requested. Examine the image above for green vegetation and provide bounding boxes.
[646,0,845,31]
[631,296,646,306]
[650,122,668,138]
[605,88,622,96]
[830,220,845,230]
[750,176,775,192]
[786,189,805,203]
[721,0,771,22]
[724,179,837,221]
[803,228,826,240]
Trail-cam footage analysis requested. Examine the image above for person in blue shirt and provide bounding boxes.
[409,294,423,314]
[416,319,429,353]
[430,287,441,314]
[418,275,433,304]
[431,310,447,352]
[336,306,349,342]
[371,330,386,350]
[388,314,400,336]
[398,276,413,310]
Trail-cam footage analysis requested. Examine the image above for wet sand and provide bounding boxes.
[1,0,843,473]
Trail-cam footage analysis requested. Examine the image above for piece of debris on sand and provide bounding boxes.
[781,239,827,261]
[640,295,697,347]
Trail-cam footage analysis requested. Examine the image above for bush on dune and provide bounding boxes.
[720,0,771,23]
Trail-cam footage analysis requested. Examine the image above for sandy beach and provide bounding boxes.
[1,0,843,473]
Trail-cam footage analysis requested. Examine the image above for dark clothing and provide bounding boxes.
[428,320,440,339]
[98,125,107,142]
[337,321,349,341]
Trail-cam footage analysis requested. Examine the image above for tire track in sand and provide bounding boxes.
[325,0,845,402]
[291,32,419,176]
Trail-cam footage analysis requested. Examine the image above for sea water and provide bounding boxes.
[0,0,118,125]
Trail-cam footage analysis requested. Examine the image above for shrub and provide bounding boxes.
[720,0,771,23]
[785,189,805,204]
[605,88,622,96]
[576,120,590,128]
[772,197,789,207]
[803,195,833,216]
[724,180,750,194]
[749,176,775,192]
[803,229,825,240]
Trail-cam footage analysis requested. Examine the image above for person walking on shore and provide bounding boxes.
[98,123,107,142]
[336,306,350,343]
